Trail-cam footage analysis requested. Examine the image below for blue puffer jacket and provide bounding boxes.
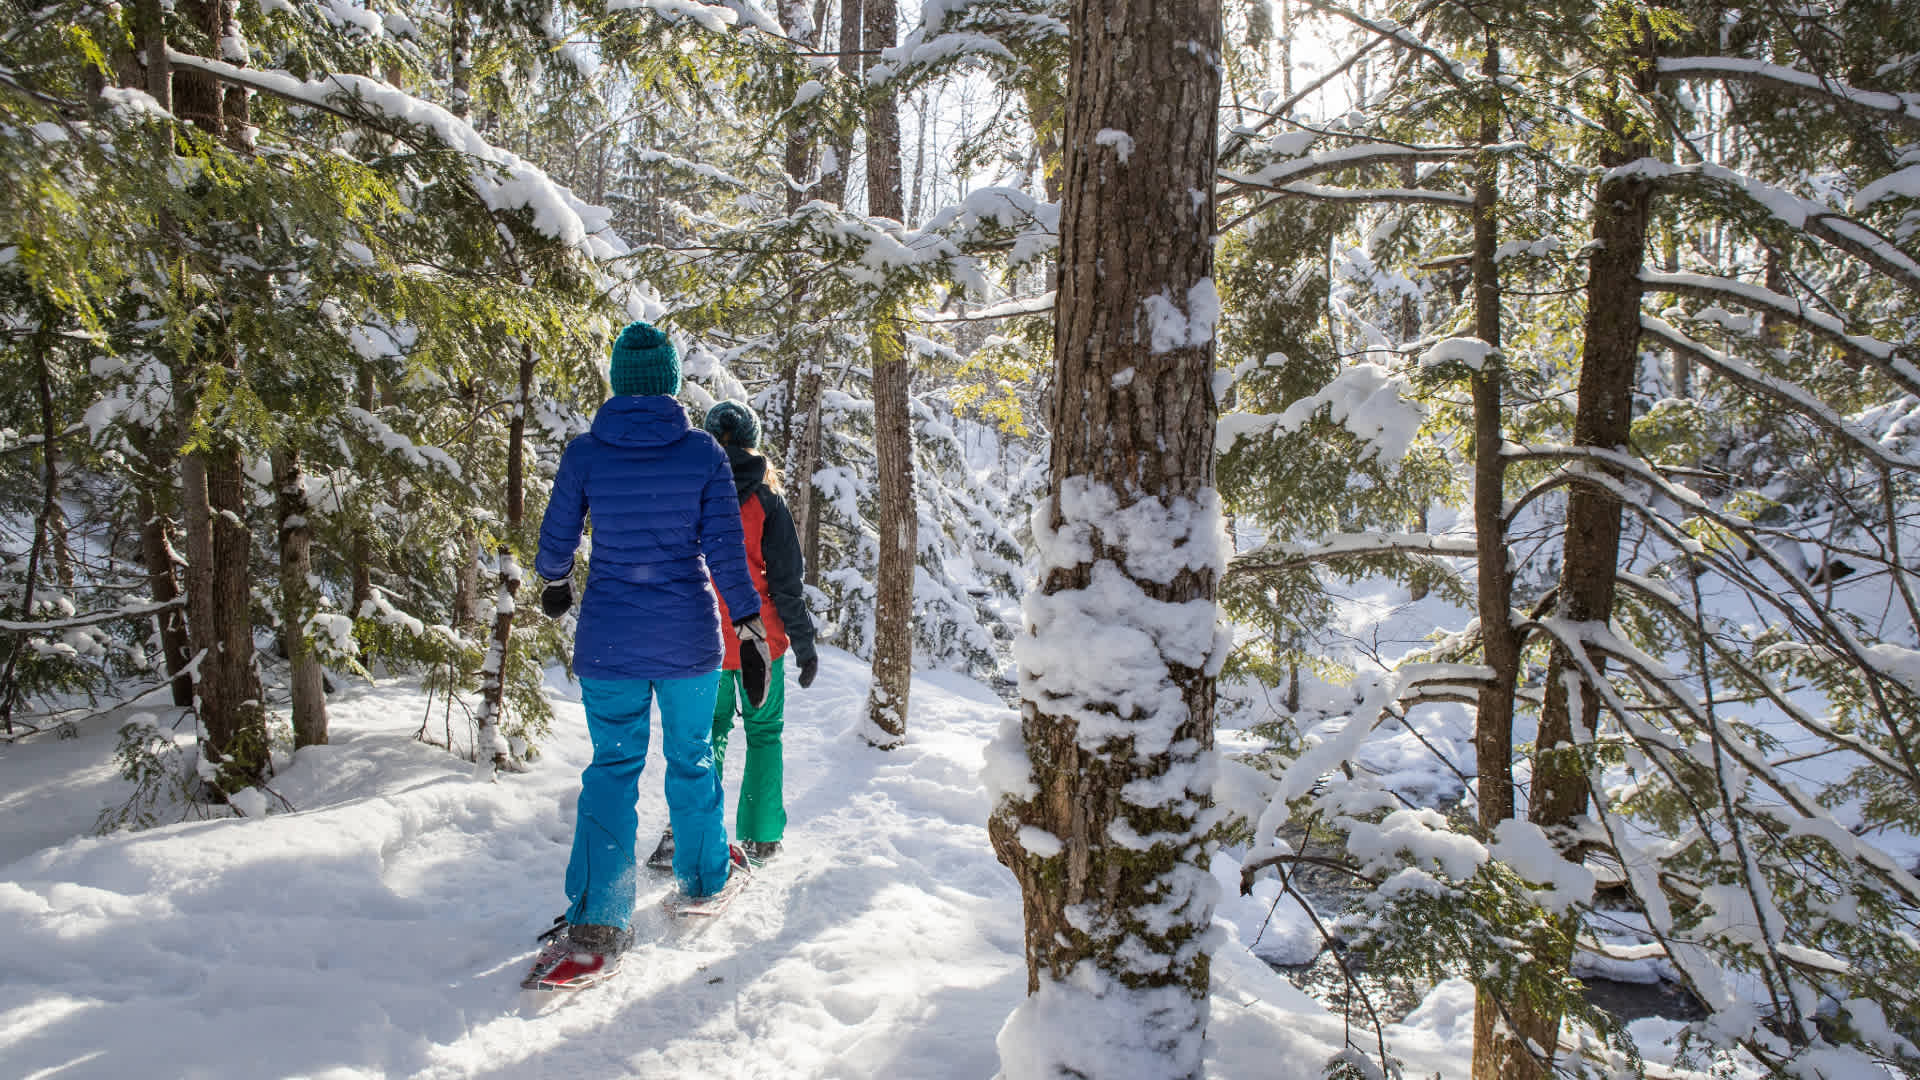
[535,395,761,681]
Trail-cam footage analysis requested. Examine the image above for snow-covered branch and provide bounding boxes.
[1639,315,1920,473]
[1217,37,1388,166]
[1227,181,1475,210]
[1218,363,1425,462]
[1524,614,1920,911]
[1626,160,1920,298]
[1610,573,1919,784]
[1658,56,1920,135]
[1506,447,1920,834]
[1641,269,1920,397]
[1295,0,1470,90]
[0,598,185,634]
[921,291,1055,324]
[1220,142,1503,191]
[1229,531,1478,576]
[162,50,624,261]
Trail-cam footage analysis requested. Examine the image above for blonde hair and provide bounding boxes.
[719,439,781,494]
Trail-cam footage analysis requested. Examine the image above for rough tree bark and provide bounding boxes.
[1483,21,1661,1080]
[986,0,1224,1075]
[273,448,328,748]
[171,0,269,790]
[862,0,917,747]
[1463,34,1532,1080]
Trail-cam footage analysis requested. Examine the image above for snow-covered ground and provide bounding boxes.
[1,648,1471,1080]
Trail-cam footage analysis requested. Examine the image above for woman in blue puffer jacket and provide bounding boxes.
[522,321,772,990]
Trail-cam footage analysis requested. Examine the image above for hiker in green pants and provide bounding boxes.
[712,649,790,852]
[648,400,817,870]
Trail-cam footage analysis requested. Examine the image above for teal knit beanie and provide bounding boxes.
[609,321,680,396]
[703,400,760,448]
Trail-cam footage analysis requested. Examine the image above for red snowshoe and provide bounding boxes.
[522,922,627,991]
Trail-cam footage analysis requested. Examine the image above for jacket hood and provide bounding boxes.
[723,444,767,498]
[592,395,692,448]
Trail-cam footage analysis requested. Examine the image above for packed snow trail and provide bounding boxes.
[0,649,1467,1079]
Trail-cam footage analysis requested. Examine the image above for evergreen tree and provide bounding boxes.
[987,0,1227,1076]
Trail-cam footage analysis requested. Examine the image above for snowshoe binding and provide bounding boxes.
[645,827,675,872]
[740,839,781,866]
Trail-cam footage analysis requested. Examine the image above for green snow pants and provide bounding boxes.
[712,656,786,844]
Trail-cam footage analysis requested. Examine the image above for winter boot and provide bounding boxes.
[646,826,675,871]
[523,922,629,991]
[741,839,781,865]
[664,844,753,917]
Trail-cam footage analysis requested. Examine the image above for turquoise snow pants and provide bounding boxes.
[566,673,730,928]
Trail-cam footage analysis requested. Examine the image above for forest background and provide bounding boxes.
[4,0,1920,1077]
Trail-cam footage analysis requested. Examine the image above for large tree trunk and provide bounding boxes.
[176,426,268,788]
[172,0,268,791]
[1481,27,1660,1080]
[987,0,1224,1075]
[861,0,917,747]
[273,447,328,748]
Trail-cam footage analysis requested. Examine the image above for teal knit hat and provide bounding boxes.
[703,400,761,449]
[610,321,680,396]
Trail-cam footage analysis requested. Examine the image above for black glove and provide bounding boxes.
[734,615,772,709]
[797,653,818,689]
[540,579,573,618]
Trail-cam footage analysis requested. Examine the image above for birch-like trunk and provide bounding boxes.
[136,481,194,709]
[473,345,536,772]
[273,447,328,748]
[349,367,375,617]
[987,0,1224,1074]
